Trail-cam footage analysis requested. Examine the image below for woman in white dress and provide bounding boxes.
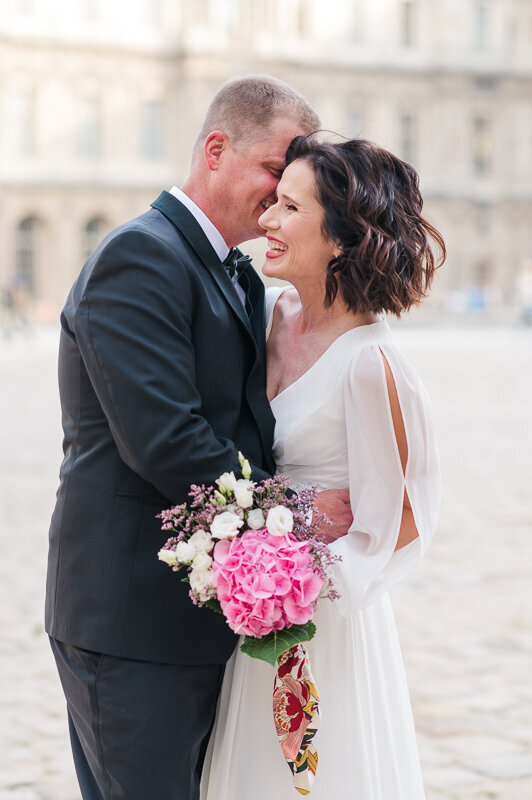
[201,136,446,800]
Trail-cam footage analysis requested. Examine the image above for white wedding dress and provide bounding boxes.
[201,287,440,800]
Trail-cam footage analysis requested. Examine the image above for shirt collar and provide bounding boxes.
[169,186,229,262]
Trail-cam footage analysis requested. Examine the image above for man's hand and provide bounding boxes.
[314,489,352,544]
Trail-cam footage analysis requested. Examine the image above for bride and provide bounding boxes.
[201,135,446,799]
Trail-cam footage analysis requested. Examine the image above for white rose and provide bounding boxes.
[174,540,197,564]
[158,548,179,566]
[216,471,238,493]
[188,530,214,553]
[233,479,255,509]
[210,510,244,540]
[246,508,265,529]
[189,566,214,593]
[266,505,294,537]
[188,530,214,554]
[192,552,213,571]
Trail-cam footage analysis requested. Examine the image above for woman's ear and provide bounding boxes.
[203,131,228,171]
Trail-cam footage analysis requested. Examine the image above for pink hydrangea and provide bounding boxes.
[212,529,324,638]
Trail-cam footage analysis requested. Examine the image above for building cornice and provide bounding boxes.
[1,32,531,80]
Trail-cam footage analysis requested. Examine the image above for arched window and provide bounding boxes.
[16,217,38,293]
[82,217,108,262]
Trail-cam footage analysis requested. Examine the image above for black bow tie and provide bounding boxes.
[222,248,252,283]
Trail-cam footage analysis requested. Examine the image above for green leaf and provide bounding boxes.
[203,598,223,614]
[239,622,316,667]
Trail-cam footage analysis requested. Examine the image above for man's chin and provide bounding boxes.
[236,216,267,244]
[238,230,262,246]
[250,223,265,240]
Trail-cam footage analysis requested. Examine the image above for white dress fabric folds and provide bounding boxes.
[201,287,440,800]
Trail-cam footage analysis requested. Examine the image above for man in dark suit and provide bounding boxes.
[46,75,351,800]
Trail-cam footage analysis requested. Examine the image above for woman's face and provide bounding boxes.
[258,159,337,284]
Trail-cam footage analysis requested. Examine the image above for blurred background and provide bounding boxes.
[1,0,532,326]
[1,1,531,799]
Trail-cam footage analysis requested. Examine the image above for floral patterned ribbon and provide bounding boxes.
[272,644,320,795]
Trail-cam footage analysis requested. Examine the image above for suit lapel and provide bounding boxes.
[151,192,274,470]
[246,267,267,367]
[151,192,254,339]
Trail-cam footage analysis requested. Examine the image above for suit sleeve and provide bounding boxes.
[72,228,271,500]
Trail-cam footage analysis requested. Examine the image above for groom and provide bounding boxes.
[46,75,351,800]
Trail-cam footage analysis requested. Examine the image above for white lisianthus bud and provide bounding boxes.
[216,471,238,494]
[241,458,252,480]
[174,540,197,563]
[214,490,227,505]
[158,548,179,566]
[192,551,213,571]
[234,479,255,509]
[210,510,244,540]
[266,505,294,537]
[188,529,214,553]
[246,508,265,530]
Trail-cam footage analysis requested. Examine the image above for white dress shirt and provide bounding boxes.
[169,186,229,262]
[169,186,246,306]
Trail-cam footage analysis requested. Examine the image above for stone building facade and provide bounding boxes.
[1,0,531,316]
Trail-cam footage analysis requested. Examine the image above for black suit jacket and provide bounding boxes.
[45,192,276,665]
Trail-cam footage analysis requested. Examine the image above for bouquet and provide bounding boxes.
[157,453,340,794]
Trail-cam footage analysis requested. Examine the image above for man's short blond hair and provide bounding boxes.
[193,74,320,159]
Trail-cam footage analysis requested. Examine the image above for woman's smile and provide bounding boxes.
[265,236,288,258]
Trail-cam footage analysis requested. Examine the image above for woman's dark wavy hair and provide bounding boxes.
[286,135,446,316]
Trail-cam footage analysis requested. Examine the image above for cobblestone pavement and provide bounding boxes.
[0,324,531,799]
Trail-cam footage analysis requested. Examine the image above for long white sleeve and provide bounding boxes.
[329,340,441,614]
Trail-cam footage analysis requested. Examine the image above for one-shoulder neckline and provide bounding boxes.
[269,318,386,404]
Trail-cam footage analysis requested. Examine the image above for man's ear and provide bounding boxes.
[204,131,228,171]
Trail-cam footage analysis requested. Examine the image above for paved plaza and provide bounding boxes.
[0,323,531,799]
